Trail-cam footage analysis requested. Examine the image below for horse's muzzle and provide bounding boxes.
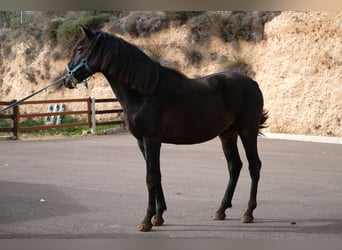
[64,75,76,89]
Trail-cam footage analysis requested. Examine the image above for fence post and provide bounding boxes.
[86,97,92,132]
[90,97,96,134]
[11,99,19,138]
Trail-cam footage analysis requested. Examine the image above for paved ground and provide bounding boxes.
[0,133,341,239]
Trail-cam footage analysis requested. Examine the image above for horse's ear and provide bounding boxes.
[80,25,96,40]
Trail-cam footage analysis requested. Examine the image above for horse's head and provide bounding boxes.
[64,26,102,89]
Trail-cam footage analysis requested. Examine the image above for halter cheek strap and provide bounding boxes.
[66,59,93,76]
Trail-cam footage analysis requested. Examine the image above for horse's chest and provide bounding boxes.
[125,106,160,138]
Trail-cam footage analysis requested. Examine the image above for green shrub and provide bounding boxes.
[219,11,280,42]
[187,12,212,44]
[25,68,38,84]
[51,50,62,61]
[44,19,63,45]
[122,12,168,37]
[24,46,37,63]
[165,11,205,26]
[2,43,14,60]
[79,13,111,29]
[122,12,141,36]
[221,54,255,78]
[56,13,111,53]
[183,48,203,66]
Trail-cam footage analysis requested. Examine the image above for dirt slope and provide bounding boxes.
[1,11,341,136]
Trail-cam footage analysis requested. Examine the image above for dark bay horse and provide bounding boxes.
[64,26,268,232]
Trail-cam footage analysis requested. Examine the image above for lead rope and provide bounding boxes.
[0,75,67,113]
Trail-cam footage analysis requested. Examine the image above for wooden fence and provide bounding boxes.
[0,97,124,138]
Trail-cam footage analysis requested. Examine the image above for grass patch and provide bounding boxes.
[16,117,122,138]
[18,117,86,136]
[0,119,10,127]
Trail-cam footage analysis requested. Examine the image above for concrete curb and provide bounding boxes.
[262,132,342,144]
[95,126,128,135]
[97,127,342,145]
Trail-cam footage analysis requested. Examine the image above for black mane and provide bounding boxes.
[94,32,188,95]
[162,65,188,80]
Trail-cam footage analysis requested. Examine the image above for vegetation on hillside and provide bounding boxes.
[1,11,279,49]
[0,11,280,82]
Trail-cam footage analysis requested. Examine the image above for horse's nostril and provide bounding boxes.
[64,76,74,89]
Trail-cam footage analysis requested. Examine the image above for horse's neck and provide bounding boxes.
[104,74,142,112]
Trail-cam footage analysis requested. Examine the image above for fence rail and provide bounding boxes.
[0,97,124,138]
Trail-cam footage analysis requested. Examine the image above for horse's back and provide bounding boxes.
[206,71,261,92]
[204,71,263,107]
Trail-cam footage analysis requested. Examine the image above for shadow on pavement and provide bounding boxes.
[0,181,88,225]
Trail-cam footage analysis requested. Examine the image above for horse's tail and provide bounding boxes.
[258,110,269,134]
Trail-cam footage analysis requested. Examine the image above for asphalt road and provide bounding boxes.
[0,132,341,239]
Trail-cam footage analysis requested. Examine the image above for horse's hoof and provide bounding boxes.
[242,214,254,223]
[151,215,164,226]
[138,221,153,232]
[214,211,226,220]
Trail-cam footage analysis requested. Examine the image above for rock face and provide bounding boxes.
[1,11,341,136]
[248,11,342,136]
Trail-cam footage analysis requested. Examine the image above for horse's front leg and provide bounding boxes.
[138,138,166,232]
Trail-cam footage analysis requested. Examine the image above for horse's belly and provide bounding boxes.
[162,133,218,145]
[161,114,231,145]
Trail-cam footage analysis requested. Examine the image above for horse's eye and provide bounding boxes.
[77,44,86,51]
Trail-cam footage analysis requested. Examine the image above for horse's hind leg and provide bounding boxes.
[239,130,262,223]
[214,128,242,220]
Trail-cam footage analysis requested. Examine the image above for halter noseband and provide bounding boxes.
[65,59,93,88]
[65,33,102,88]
